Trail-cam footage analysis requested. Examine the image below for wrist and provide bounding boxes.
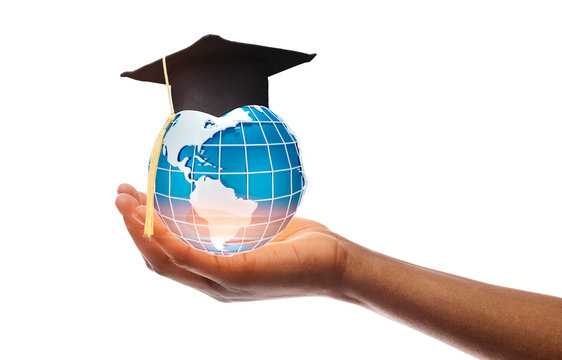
[330,237,379,306]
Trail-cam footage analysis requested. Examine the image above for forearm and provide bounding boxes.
[336,240,562,359]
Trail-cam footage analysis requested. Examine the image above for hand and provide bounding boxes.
[115,183,349,302]
[116,183,562,359]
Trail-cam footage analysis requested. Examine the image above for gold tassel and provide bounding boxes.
[144,56,175,238]
[144,113,175,237]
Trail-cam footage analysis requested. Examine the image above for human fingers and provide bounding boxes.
[116,193,194,279]
[270,217,330,243]
[116,193,173,271]
[138,191,147,206]
[117,196,220,292]
[115,192,139,217]
[117,183,141,205]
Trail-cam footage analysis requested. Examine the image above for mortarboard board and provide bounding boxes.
[121,34,316,116]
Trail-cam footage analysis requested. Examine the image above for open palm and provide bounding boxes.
[115,183,348,302]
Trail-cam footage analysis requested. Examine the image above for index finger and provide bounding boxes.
[117,183,141,205]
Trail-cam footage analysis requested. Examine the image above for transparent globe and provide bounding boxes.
[152,105,305,256]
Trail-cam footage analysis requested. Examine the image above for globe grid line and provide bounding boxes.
[156,164,302,175]
[156,210,299,248]
[239,123,250,201]
[154,175,164,228]
[237,122,250,253]
[295,142,305,209]
[262,108,296,241]
[168,163,194,248]
[157,201,300,227]
[154,187,304,205]
[217,130,225,255]
[217,130,222,178]
[189,146,206,250]
[166,163,176,236]
[186,140,298,147]
[249,107,276,250]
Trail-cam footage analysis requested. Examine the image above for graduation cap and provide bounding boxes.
[121,34,316,116]
[121,34,316,237]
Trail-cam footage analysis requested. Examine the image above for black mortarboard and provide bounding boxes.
[121,34,316,116]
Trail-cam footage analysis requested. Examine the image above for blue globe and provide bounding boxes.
[152,105,305,256]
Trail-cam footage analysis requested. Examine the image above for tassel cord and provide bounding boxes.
[144,56,175,237]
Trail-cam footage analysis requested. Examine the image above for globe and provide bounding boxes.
[152,105,306,256]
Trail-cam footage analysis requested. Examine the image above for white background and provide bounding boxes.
[1,1,561,359]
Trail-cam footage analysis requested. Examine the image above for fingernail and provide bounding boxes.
[133,208,145,224]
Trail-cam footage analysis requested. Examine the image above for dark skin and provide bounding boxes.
[116,183,562,359]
